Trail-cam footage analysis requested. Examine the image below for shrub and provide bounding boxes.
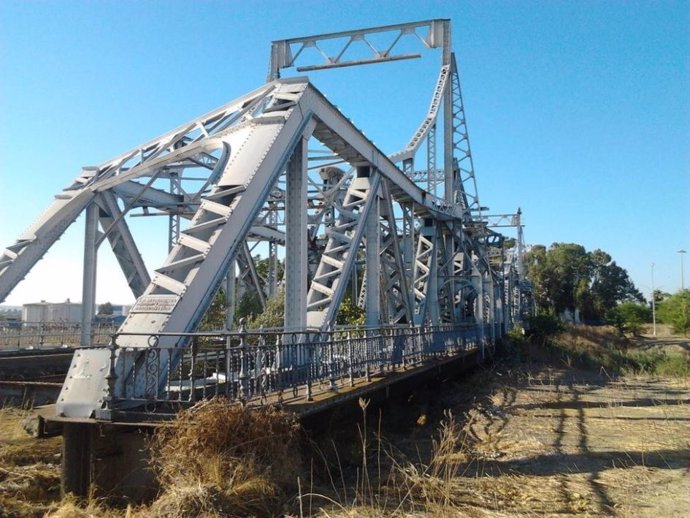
[526,313,564,346]
[607,302,651,336]
[658,291,690,335]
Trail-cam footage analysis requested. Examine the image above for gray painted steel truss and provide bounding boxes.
[0,20,532,419]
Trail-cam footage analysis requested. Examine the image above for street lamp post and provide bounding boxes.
[679,249,687,291]
[651,263,657,337]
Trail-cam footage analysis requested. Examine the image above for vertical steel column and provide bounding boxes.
[268,239,278,296]
[427,225,441,325]
[168,171,182,251]
[268,202,278,297]
[365,170,380,327]
[284,136,308,332]
[225,263,236,330]
[427,124,437,196]
[80,203,99,347]
[402,203,415,285]
[444,230,457,324]
[502,250,510,332]
[61,422,93,497]
[474,267,485,357]
[442,24,454,203]
[402,157,414,177]
[486,275,496,343]
[516,208,525,278]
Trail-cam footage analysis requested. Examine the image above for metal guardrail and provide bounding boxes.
[0,322,118,351]
[93,322,502,418]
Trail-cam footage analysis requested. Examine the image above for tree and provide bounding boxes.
[247,290,285,329]
[585,250,643,320]
[199,288,228,330]
[234,291,264,324]
[525,243,591,315]
[525,243,643,321]
[654,289,668,301]
[657,290,690,335]
[336,295,366,326]
[254,255,284,285]
[97,302,114,315]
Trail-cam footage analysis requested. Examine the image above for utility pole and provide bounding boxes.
[651,263,657,337]
[679,249,687,291]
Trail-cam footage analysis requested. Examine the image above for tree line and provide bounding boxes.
[525,242,689,335]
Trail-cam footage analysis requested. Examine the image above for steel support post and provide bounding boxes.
[485,274,495,344]
[352,262,359,306]
[402,203,415,282]
[61,422,93,498]
[168,171,181,251]
[499,281,504,335]
[427,227,441,325]
[442,25,454,203]
[284,136,308,332]
[80,203,99,347]
[427,123,437,196]
[445,231,456,323]
[503,273,511,333]
[268,238,278,297]
[474,268,485,357]
[225,263,236,330]
[268,201,278,297]
[365,178,380,327]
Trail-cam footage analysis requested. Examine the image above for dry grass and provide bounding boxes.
[5,327,690,517]
[44,494,133,518]
[303,333,690,517]
[0,408,61,517]
[147,397,303,517]
[301,405,485,517]
[532,324,690,377]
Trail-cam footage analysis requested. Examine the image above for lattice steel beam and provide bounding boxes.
[269,19,449,79]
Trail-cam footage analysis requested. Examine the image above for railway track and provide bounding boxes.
[0,349,72,406]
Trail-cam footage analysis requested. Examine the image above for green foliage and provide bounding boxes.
[653,289,669,304]
[526,313,565,346]
[657,290,690,335]
[525,243,643,320]
[97,302,113,315]
[336,295,366,326]
[607,302,651,336]
[547,341,690,377]
[234,291,263,323]
[199,288,228,330]
[652,354,690,377]
[247,290,285,329]
[254,255,284,284]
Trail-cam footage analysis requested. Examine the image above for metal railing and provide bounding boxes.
[0,322,118,351]
[95,322,501,417]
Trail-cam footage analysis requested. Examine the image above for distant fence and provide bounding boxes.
[0,322,118,350]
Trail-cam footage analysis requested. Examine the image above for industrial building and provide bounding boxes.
[22,300,85,324]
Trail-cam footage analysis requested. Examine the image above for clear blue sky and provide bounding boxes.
[1,0,688,306]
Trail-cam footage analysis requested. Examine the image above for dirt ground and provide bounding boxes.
[447,366,690,517]
[1,330,689,517]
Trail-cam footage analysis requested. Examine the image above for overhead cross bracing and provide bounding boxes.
[0,20,532,419]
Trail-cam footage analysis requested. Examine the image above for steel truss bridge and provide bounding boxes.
[1,20,532,426]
